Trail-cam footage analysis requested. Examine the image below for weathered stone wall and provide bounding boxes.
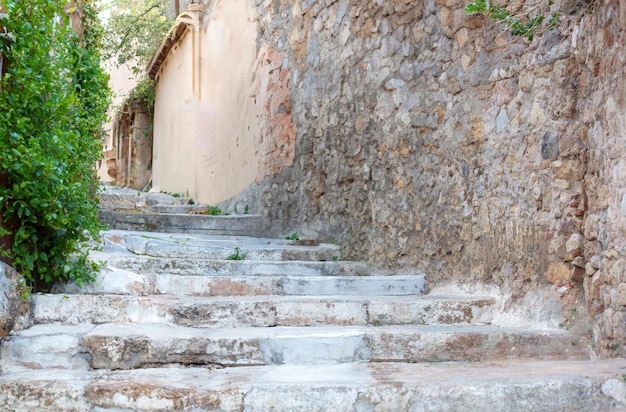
[0,263,29,337]
[212,0,626,356]
[574,0,626,357]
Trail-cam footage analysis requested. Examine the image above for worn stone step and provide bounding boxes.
[0,324,93,373]
[56,268,427,297]
[100,203,213,214]
[2,360,625,411]
[100,230,342,261]
[99,210,265,237]
[91,252,370,277]
[0,369,94,411]
[28,294,495,327]
[99,187,192,206]
[1,323,588,372]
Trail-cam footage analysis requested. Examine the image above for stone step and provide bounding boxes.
[100,230,342,261]
[99,210,265,237]
[99,186,192,207]
[0,324,94,373]
[0,369,94,412]
[56,270,428,297]
[28,294,495,327]
[100,203,213,214]
[2,360,625,411]
[91,252,370,277]
[1,323,589,372]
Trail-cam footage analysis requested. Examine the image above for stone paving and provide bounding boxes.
[0,187,625,411]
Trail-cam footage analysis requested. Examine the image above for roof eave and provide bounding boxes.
[146,10,202,81]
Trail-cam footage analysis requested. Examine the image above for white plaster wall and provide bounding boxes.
[152,0,259,204]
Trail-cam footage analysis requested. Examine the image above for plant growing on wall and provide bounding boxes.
[465,0,562,40]
[128,77,157,117]
[0,0,111,292]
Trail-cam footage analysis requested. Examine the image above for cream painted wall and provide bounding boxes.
[151,38,196,196]
[151,0,259,204]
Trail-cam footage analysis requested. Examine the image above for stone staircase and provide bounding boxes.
[98,185,265,237]
[1,187,626,411]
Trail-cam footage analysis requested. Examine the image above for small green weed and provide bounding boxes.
[244,204,250,214]
[226,247,247,260]
[15,279,32,301]
[206,206,224,215]
[285,232,300,241]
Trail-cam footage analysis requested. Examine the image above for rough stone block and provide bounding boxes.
[552,159,583,180]
[541,133,559,160]
[584,214,601,240]
[609,260,626,284]
[563,249,582,261]
[546,262,571,284]
[566,234,585,253]
[572,256,586,268]
[586,262,597,276]
[571,266,585,282]
[602,379,626,404]
[0,263,29,337]
[590,255,602,270]
[618,283,626,306]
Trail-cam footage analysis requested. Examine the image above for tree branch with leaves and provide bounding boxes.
[102,0,171,75]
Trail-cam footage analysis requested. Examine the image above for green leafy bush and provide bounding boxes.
[0,0,111,292]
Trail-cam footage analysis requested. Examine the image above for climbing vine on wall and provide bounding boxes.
[0,0,110,292]
[128,77,157,119]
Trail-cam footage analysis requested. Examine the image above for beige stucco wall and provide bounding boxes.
[151,0,259,204]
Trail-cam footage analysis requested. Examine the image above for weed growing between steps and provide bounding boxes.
[226,247,247,260]
[0,0,110,292]
[192,206,230,216]
[206,206,227,216]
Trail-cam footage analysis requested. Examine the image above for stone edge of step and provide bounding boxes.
[1,360,625,411]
